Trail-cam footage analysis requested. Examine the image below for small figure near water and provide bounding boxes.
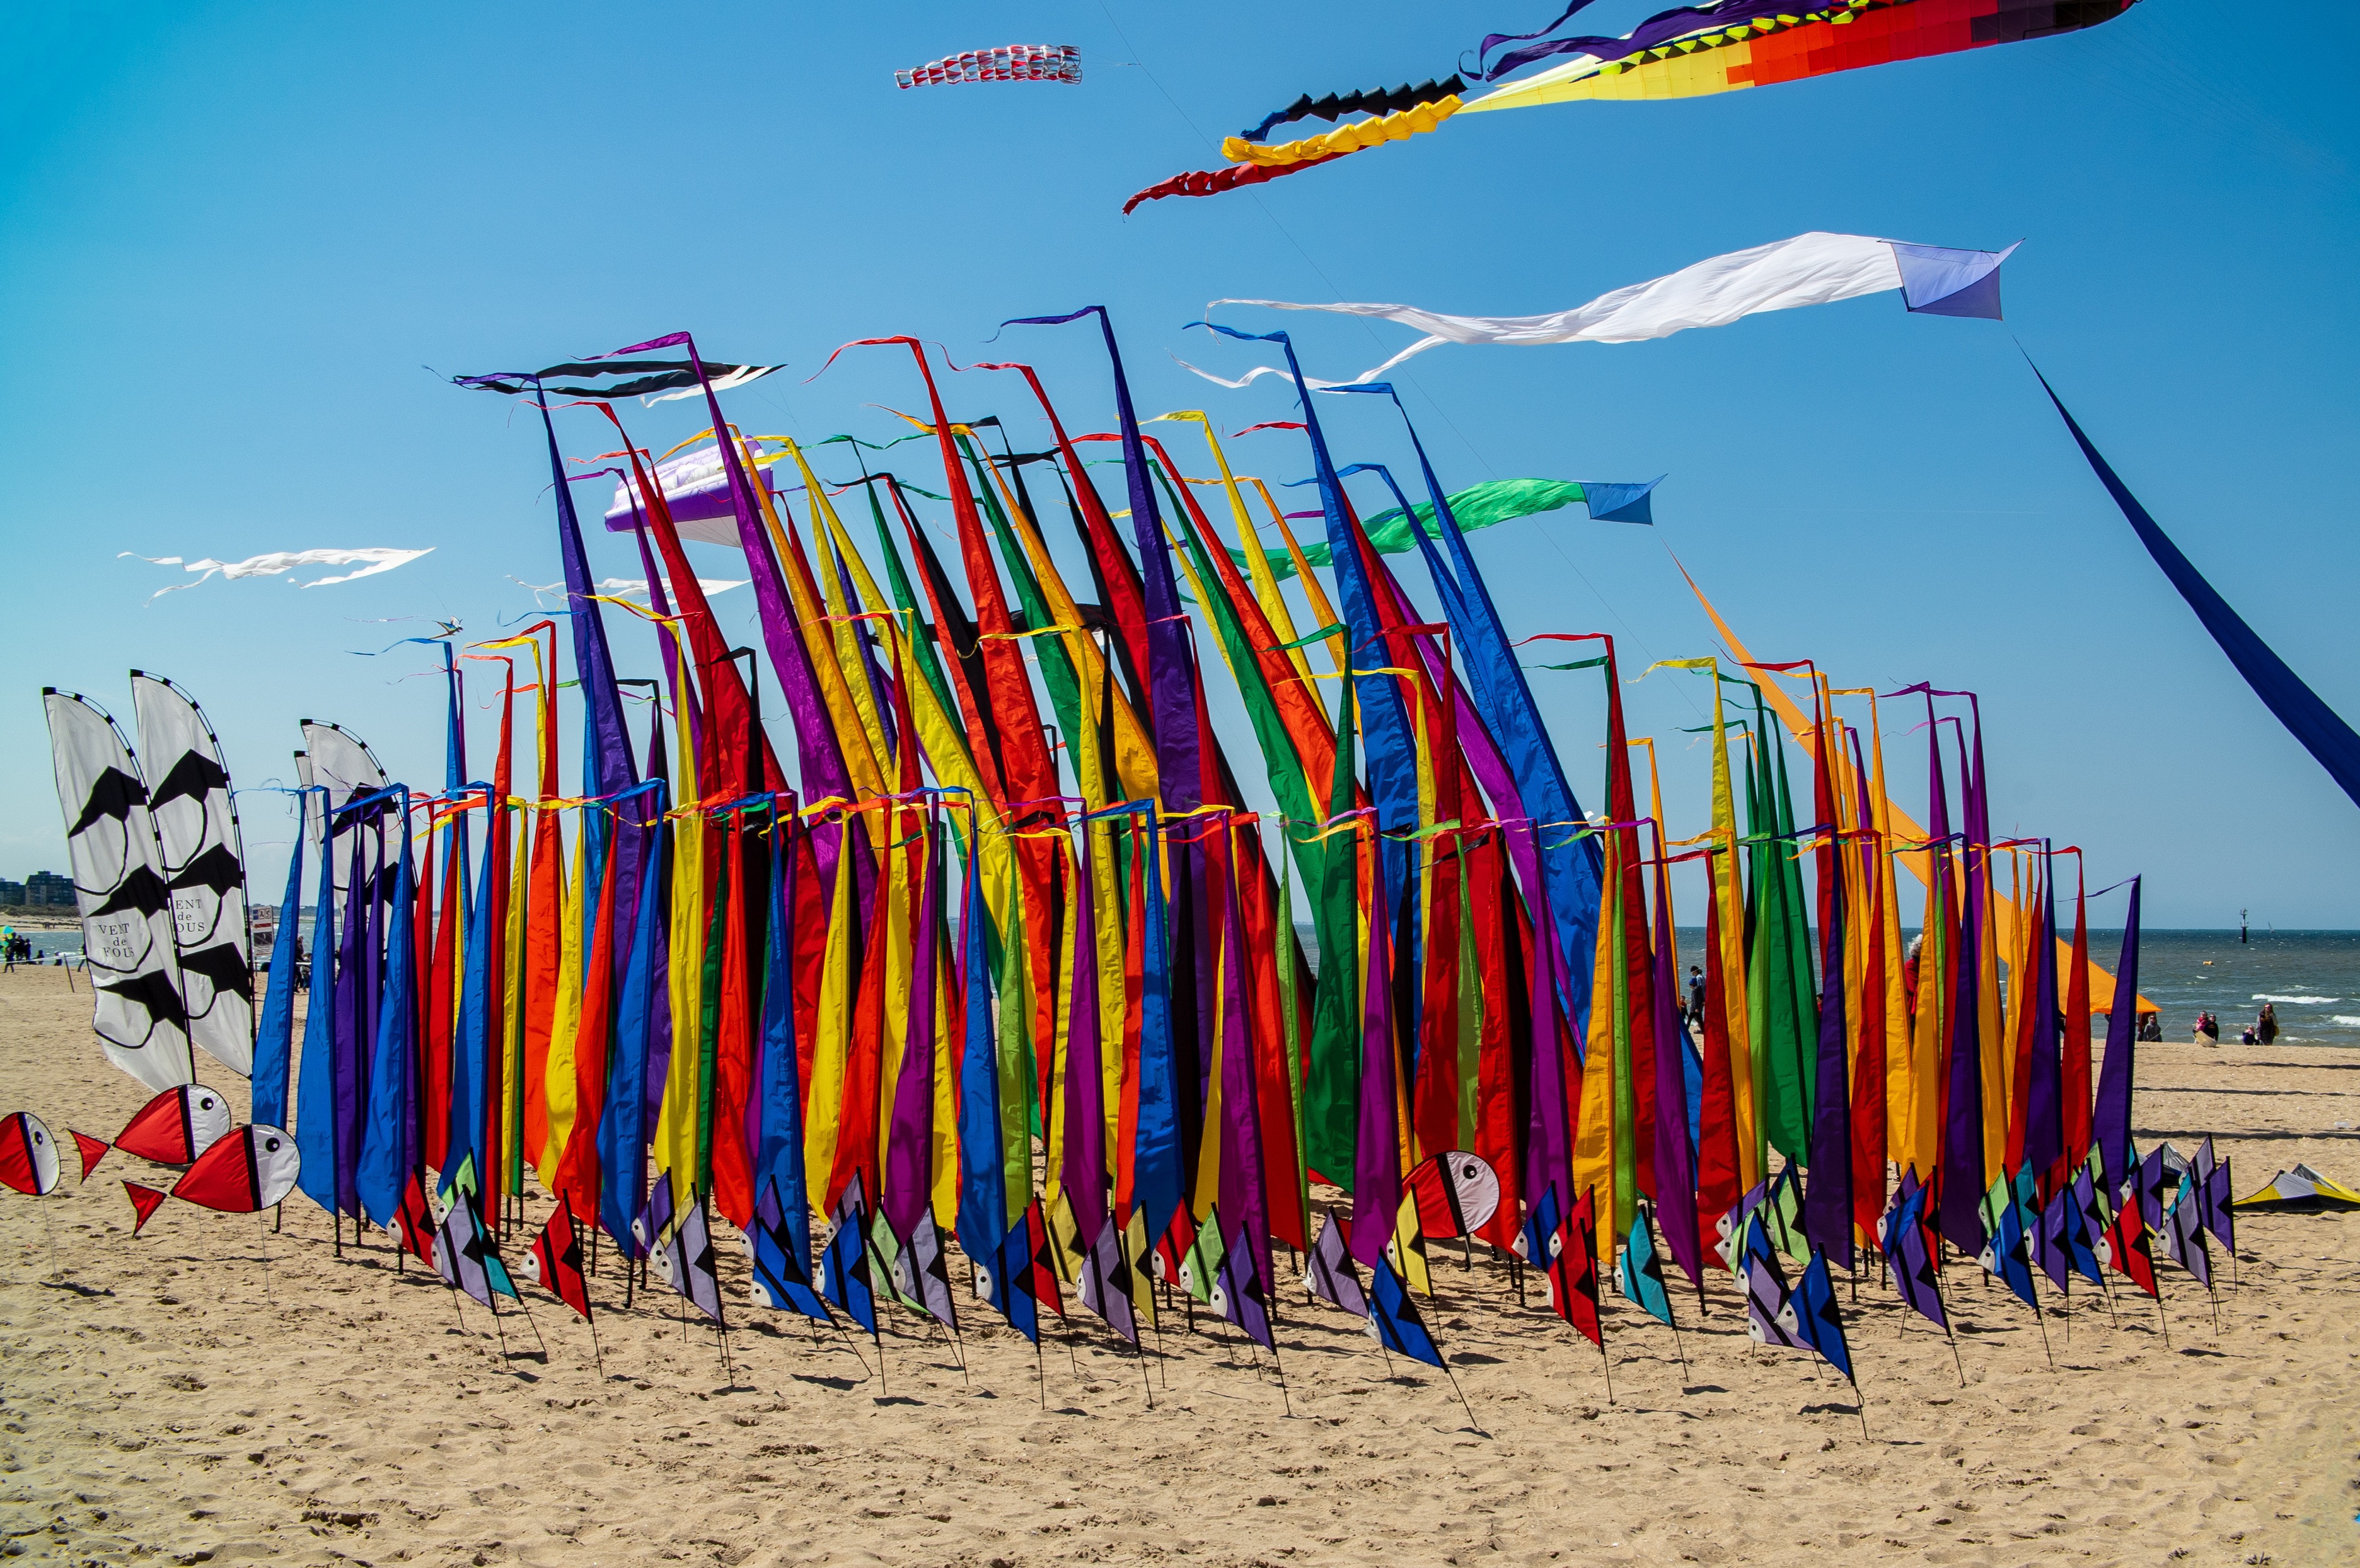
[2137,1011,2162,1042]
[2257,1002,2279,1044]
[2195,1010,2220,1046]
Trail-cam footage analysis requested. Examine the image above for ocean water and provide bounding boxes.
[14,930,86,962]
[1662,927,2360,1050]
[2106,929,2360,1050]
[1301,926,2360,1053]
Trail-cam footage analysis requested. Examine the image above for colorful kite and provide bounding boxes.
[1239,78,1466,142]
[1127,80,1462,210]
[896,44,1080,89]
[1466,0,2137,112]
[1130,0,2136,207]
[1220,95,1464,171]
[1122,153,1351,216]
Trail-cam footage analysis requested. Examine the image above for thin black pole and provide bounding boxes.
[1928,1269,1967,1388]
[1440,1357,1479,1431]
[514,1294,551,1361]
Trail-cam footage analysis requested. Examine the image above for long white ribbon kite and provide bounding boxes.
[122,547,434,601]
[1183,231,2017,389]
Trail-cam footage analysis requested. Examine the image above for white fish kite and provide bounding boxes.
[1183,231,2016,388]
[122,547,432,601]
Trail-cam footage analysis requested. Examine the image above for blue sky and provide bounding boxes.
[3,1,2353,928]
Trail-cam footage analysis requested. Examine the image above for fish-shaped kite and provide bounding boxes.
[1406,1151,1502,1238]
[122,1124,301,1234]
[173,1124,301,1213]
[0,1114,62,1197]
[89,1083,232,1172]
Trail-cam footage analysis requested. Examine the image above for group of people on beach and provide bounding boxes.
[1675,962,2282,1050]
[2194,1003,2276,1046]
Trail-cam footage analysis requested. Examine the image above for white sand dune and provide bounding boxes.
[3,967,2355,1566]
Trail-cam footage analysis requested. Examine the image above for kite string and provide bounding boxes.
[1091,0,1455,414]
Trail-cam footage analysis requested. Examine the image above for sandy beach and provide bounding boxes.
[4,966,2356,1568]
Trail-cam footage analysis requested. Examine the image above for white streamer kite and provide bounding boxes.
[1182,231,2017,389]
[122,547,433,601]
[509,575,747,605]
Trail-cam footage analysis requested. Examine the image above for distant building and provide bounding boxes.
[0,879,21,906]
[23,872,75,908]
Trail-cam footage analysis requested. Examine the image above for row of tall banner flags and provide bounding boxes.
[29,300,2258,1395]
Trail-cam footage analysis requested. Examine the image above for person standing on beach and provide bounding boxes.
[2257,1003,2279,1044]
[1687,966,1706,1030]
[2196,1010,2219,1045]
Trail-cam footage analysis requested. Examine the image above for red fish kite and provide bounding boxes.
[171,1124,301,1213]
[1407,1151,1501,1239]
[0,1113,62,1197]
[524,1193,594,1322]
[388,1171,437,1264]
[112,1084,232,1167]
